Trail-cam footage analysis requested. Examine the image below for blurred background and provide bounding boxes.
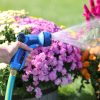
[0,0,96,100]
[0,0,88,26]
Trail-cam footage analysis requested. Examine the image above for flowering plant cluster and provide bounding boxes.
[0,10,82,98]
[80,0,100,99]
[83,0,100,20]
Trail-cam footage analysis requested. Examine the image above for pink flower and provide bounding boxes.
[39,75,45,81]
[47,51,54,57]
[96,1,100,15]
[14,16,21,21]
[61,77,68,86]
[35,87,42,98]
[35,61,42,68]
[26,85,34,92]
[24,67,32,75]
[32,68,39,75]
[61,68,67,75]
[67,74,72,83]
[97,0,100,4]
[66,45,73,54]
[58,42,67,48]
[33,76,38,81]
[44,76,49,82]
[83,0,100,19]
[59,55,67,62]
[51,57,57,66]
[90,0,97,15]
[77,62,82,68]
[55,78,61,85]
[83,4,92,20]
[49,71,57,81]
[39,53,46,61]
[57,60,63,66]
[22,74,29,82]
[70,62,77,70]
[60,48,66,54]
[66,56,72,62]
[56,65,63,72]
[33,81,39,86]
[90,0,95,7]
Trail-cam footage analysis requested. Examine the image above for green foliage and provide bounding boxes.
[1,25,16,44]
[0,67,9,96]
[58,77,96,100]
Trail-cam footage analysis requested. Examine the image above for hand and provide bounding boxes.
[0,41,33,64]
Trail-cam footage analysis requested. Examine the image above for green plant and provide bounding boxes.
[0,67,9,96]
[0,25,16,44]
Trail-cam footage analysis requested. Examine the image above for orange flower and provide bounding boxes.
[90,46,100,54]
[84,73,91,80]
[81,50,89,61]
[83,61,90,68]
[81,68,88,75]
[89,54,96,60]
[81,68,90,80]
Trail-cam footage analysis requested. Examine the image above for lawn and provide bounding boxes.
[0,0,96,100]
[0,0,88,26]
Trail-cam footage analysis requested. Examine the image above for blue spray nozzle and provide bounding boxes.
[10,31,51,71]
[17,31,51,46]
[38,31,51,46]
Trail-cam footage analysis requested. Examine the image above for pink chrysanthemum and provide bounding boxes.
[14,17,82,98]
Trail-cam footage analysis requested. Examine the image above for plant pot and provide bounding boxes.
[25,90,58,100]
[0,87,58,100]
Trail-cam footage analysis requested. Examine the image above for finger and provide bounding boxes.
[17,41,33,52]
[8,42,19,56]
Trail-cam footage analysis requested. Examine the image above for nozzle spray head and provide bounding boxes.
[38,31,51,46]
[17,31,51,47]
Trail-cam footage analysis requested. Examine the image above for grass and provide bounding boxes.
[0,0,88,26]
[0,0,96,100]
[58,77,96,100]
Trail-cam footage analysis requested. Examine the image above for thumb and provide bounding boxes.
[17,41,33,52]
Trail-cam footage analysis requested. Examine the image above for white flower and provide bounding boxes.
[0,63,7,69]
[0,25,6,32]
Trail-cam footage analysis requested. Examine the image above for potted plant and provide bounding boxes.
[78,0,100,100]
[0,10,82,100]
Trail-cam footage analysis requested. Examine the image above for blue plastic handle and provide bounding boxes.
[10,48,24,70]
[10,44,38,71]
[19,44,38,70]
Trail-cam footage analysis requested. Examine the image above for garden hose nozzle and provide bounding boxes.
[10,31,51,71]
